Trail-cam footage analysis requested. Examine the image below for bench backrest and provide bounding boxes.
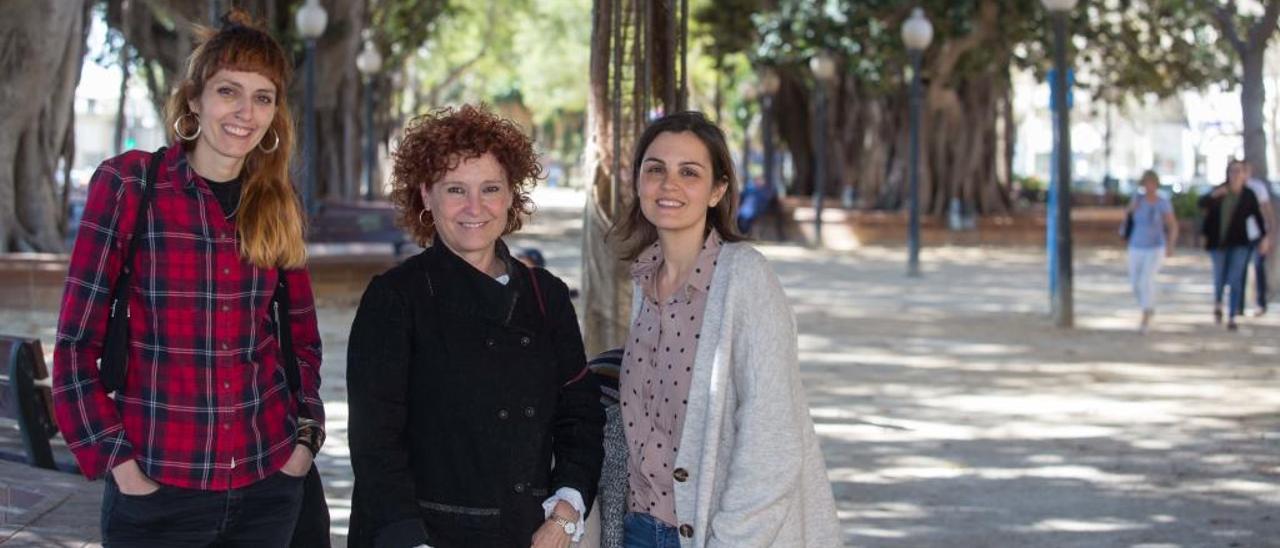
[0,335,60,470]
[308,202,408,248]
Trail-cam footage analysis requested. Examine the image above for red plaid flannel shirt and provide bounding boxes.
[53,145,324,490]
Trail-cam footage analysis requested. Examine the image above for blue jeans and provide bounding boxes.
[623,512,681,548]
[1210,245,1254,319]
[1254,248,1268,309]
[101,470,305,547]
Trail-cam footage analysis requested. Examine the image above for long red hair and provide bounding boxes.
[164,9,305,269]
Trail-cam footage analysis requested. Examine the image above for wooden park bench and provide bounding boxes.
[0,335,76,473]
[308,201,410,256]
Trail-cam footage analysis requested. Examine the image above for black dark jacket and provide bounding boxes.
[1199,185,1266,249]
[347,239,604,548]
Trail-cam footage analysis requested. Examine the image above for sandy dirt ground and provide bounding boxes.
[1,188,1276,547]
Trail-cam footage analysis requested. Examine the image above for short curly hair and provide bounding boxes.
[390,104,542,246]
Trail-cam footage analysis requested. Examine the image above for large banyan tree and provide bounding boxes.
[699,0,1232,216]
[581,0,688,353]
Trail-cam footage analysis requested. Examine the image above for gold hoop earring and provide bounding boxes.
[173,112,201,141]
[258,129,280,153]
[418,209,434,229]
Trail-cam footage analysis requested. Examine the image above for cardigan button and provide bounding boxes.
[520,336,531,347]
[679,524,694,538]
[497,409,509,420]
[672,468,689,482]
[485,338,496,348]
[524,406,535,418]
[513,482,526,494]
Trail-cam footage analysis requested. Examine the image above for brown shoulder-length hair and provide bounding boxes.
[389,104,542,246]
[610,111,745,260]
[164,9,305,269]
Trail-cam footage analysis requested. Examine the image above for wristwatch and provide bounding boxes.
[549,513,578,536]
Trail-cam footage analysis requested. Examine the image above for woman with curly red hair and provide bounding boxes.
[347,104,604,548]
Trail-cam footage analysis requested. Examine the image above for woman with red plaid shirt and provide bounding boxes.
[52,11,324,547]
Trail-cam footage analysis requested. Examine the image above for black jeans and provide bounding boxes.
[102,471,305,548]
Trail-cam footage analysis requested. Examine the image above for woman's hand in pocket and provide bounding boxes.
[280,444,314,478]
[111,460,162,496]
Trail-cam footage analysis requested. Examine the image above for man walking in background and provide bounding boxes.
[1244,162,1275,315]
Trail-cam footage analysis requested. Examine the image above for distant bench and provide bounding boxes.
[0,335,76,473]
[308,201,410,256]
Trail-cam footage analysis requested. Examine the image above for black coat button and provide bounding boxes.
[673,468,689,482]
[497,409,509,420]
[485,338,496,348]
[513,482,525,493]
[524,406,535,418]
[679,524,694,537]
[520,336,531,347]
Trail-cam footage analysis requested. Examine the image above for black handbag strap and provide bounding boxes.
[273,269,302,397]
[122,149,166,276]
[110,148,167,317]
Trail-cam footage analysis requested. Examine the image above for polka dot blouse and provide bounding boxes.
[620,231,723,527]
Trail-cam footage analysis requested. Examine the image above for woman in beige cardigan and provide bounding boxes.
[600,111,842,548]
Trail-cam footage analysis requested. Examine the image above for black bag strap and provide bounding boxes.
[110,147,167,317]
[273,269,302,396]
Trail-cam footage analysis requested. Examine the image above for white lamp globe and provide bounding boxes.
[296,0,328,40]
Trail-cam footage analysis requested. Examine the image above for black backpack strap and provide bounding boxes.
[273,268,302,396]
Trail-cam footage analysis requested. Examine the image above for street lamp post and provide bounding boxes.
[809,52,837,248]
[902,8,933,278]
[1043,0,1076,327]
[296,0,327,217]
[356,35,383,201]
[739,82,758,194]
[759,67,782,240]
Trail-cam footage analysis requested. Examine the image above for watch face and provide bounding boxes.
[564,522,577,535]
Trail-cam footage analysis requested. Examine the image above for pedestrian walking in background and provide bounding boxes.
[346,104,603,548]
[601,111,842,547]
[1242,161,1274,315]
[52,11,325,546]
[1125,170,1178,333]
[1200,160,1269,331]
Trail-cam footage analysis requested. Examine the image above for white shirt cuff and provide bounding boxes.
[542,487,587,542]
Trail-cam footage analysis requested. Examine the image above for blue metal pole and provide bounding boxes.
[364,76,376,201]
[762,94,783,241]
[741,103,752,192]
[812,85,827,247]
[1052,11,1074,327]
[303,40,318,217]
[908,49,923,277]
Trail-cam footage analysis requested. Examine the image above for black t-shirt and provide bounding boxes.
[207,176,244,221]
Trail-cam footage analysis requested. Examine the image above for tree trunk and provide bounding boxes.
[1242,49,1269,180]
[769,68,812,195]
[114,47,131,155]
[582,0,628,355]
[0,0,94,252]
[581,0,680,354]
